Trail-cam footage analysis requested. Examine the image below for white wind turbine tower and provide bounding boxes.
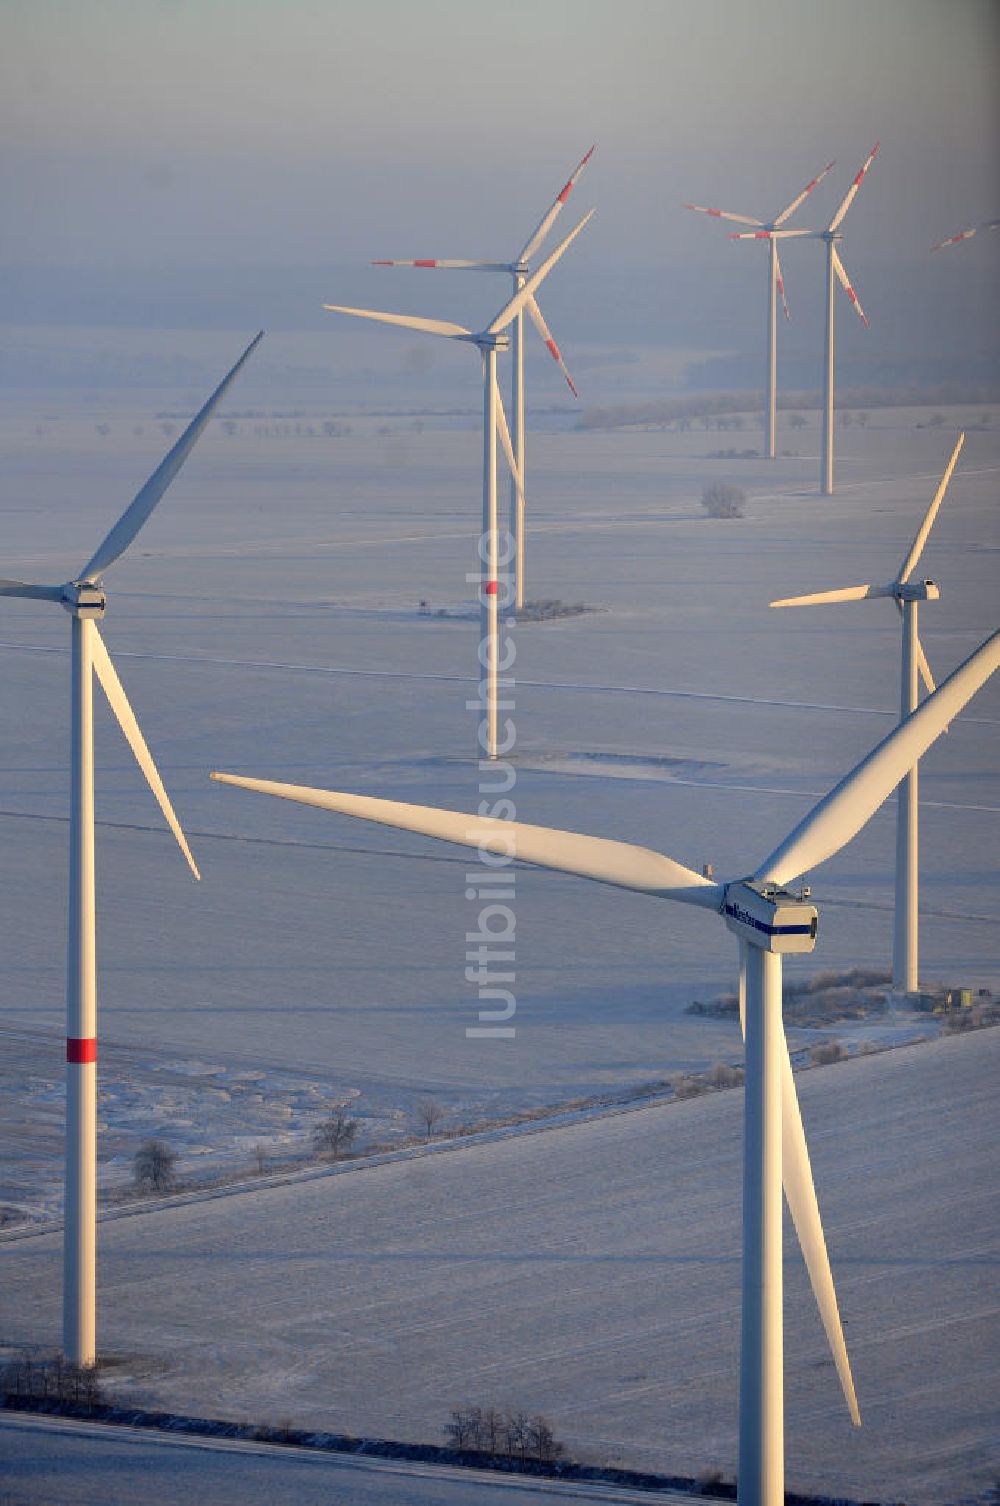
[771,433,965,994]
[684,160,835,460]
[373,147,595,610]
[0,332,262,1366]
[324,211,593,761]
[731,144,879,495]
[931,218,1000,251]
[212,633,999,1504]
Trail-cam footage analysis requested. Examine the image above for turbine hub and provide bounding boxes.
[60,581,106,619]
[722,880,818,955]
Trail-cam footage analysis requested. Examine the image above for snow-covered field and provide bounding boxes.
[2,1033,998,1504]
[1,350,998,1495]
[0,1414,703,1506]
[1,375,997,1208]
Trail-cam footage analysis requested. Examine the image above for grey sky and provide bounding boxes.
[3,0,997,263]
[1,0,997,367]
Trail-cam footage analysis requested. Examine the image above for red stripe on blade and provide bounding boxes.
[414,260,438,268]
[67,1038,97,1064]
[483,581,498,595]
[545,338,561,360]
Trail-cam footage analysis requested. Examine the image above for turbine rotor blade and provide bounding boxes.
[683,203,763,228]
[737,954,860,1423]
[487,210,594,335]
[754,629,1000,887]
[372,259,512,271]
[729,228,814,240]
[779,1030,861,1424]
[209,774,725,909]
[931,219,1000,251]
[79,332,263,584]
[916,635,936,696]
[518,145,596,264]
[493,374,526,515]
[832,247,869,327]
[525,294,579,397]
[895,433,965,583]
[773,161,837,227]
[770,585,884,608]
[323,305,471,339]
[828,142,879,233]
[774,246,791,321]
[91,627,200,880]
[0,579,64,601]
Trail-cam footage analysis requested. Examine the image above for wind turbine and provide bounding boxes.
[0,331,262,1366]
[324,211,594,761]
[731,144,879,495]
[931,218,999,251]
[684,160,835,460]
[212,632,998,1504]
[372,146,595,610]
[771,433,965,994]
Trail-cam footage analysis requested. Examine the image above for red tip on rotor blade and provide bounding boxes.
[557,144,596,201]
[483,580,498,596]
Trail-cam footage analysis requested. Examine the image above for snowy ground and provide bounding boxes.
[2,1032,998,1504]
[0,376,997,1217]
[0,349,998,1493]
[0,1415,703,1506]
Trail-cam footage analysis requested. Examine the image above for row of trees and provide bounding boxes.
[444,1404,566,1464]
[3,1351,105,1408]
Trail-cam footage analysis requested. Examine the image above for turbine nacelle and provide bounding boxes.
[896,579,939,602]
[722,881,818,955]
[60,582,107,618]
[464,331,511,352]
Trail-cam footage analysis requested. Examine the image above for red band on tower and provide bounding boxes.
[67,1038,97,1064]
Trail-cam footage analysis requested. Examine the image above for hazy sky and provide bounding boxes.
[3,0,997,261]
[1,0,998,359]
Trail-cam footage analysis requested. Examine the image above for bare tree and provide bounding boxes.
[788,412,807,430]
[444,1403,483,1450]
[416,1098,444,1139]
[253,1142,267,1175]
[504,1409,531,1461]
[133,1139,177,1193]
[313,1107,358,1161]
[526,1414,564,1463]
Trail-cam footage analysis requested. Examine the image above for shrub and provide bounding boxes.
[133,1139,177,1194]
[809,1040,846,1066]
[707,1062,744,1090]
[701,483,745,519]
